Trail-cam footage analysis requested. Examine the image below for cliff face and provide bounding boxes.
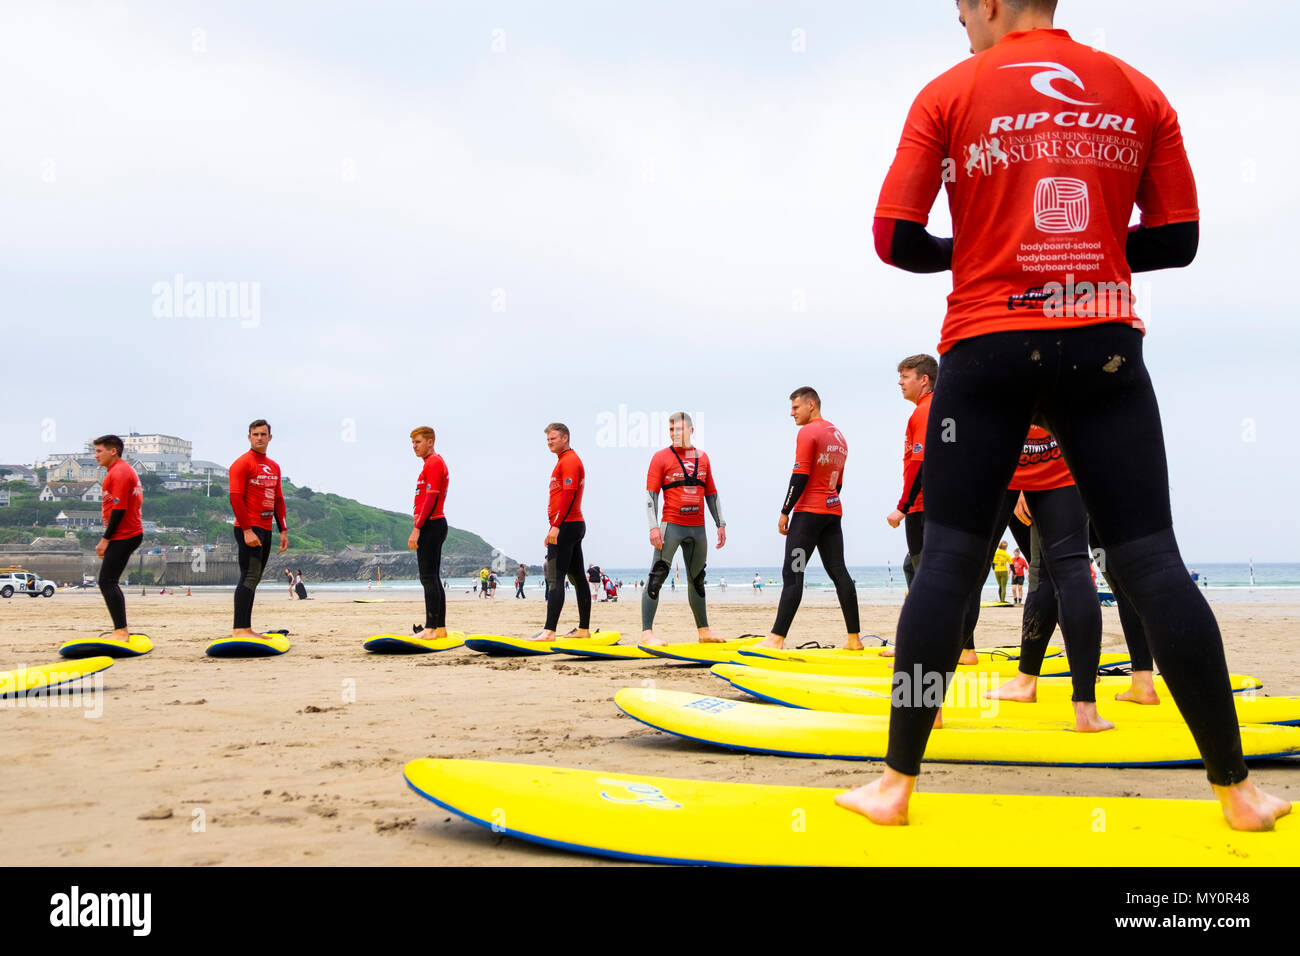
[0,541,532,585]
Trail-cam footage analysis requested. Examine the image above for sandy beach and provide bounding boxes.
[2,587,1297,866]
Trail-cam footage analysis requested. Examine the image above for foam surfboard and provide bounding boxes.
[205,631,291,658]
[710,663,1265,699]
[464,632,622,657]
[0,656,114,696]
[614,688,1300,766]
[354,599,385,604]
[740,644,1062,663]
[639,637,765,664]
[733,649,1133,680]
[719,666,1300,726]
[58,633,153,659]
[980,601,1014,608]
[552,642,656,660]
[364,631,466,653]
[404,758,1297,866]
[723,655,1264,692]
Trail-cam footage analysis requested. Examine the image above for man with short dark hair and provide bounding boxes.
[228,420,288,640]
[531,422,591,640]
[837,0,1286,831]
[641,412,727,645]
[92,434,143,640]
[757,388,861,650]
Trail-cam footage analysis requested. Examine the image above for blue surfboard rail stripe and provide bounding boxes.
[403,772,742,867]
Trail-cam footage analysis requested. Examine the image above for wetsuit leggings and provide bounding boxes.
[642,523,709,630]
[902,511,924,590]
[999,485,1101,700]
[99,534,142,630]
[1018,520,1155,678]
[233,526,271,630]
[417,518,448,629]
[545,521,590,632]
[771,512,859,638]
[958,489,1029,651]
[888,323,1246,785]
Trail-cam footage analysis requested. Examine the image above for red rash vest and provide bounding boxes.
[875,29,1198,353]
[792,420,847,517]
[228,450,286,532]
[548,448,585,526]
[647,446,717,527]
[101,459,143,540]
[414,453,449,526]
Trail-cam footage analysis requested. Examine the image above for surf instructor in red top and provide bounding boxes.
[532,422,591,641]
[228,419,288,641]
[837,0,1287,831]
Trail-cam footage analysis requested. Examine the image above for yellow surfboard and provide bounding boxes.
[465,632,621,657]
[205,631,291,658]
[640,637,764,664]
[712,661,1265,695]
[742,644,1063,663]
[0,656,114,696]
[58,633,153,659]
[614,688,1300,766]
[734,650,1178,681]
[719,666,1300,726]
[404,758,1297,866]
[364,631,465,654]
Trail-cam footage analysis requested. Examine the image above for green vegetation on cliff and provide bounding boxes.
[0,479,494,555]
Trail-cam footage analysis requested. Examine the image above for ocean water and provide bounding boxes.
[305,562,1300,605]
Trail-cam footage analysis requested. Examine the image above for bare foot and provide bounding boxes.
[698,627,725,644]
[957,649,979,666]
[1212,778,1293,832]
[527,630,556,642]
[986,673,1037,703]
[755,634,785,650]
[879,646,895,658]
[641,629,667,647]
[845,634,864,651]
[1115,671,1160,705]
[110,628,131,640]
[1072,701,1116,733]
[833,769,916,826]
[230,628,258,639]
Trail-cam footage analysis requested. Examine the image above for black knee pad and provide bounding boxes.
[647,559,670,599]
[692,567,706,598]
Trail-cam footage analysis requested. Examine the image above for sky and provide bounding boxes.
[2,0,1297,568]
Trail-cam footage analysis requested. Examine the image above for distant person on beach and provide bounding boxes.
[530,423,592,641]
[641,411,726,645]
[992,541,1012,602]
[294,569,308,600]
[488,571,498,598]
[284,568,295,599]
[515,564,527,598]
[92,434,144,642]
[479,567,489,599]
[753,573,761,592]
[1010,549,1027,604]
[756,388,861,651]
[407,425,450,638]
[229,419,288,640]
[587,564,601,599]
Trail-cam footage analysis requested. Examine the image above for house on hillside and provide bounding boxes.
[0,464,38,487]
[40,481,102,503]
[56,510,103,530]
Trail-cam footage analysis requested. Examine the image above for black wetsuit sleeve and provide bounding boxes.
[873,217,953,274]
[781,474,809,515]
[706,492,724,528]
[901,465,923,514]
[103,508,125,540]
[1126,221,1198,273]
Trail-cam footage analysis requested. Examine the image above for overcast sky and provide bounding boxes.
[2,1,1297,567]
